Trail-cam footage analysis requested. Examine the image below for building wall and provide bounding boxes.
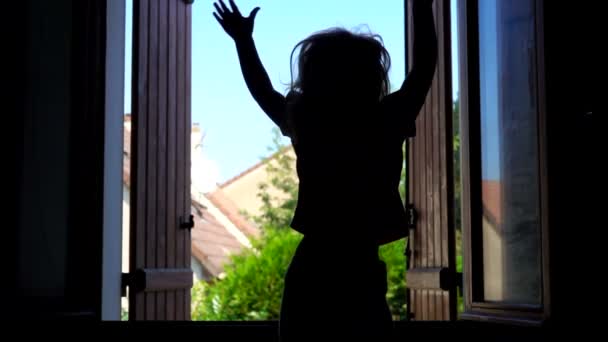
[482,216,504,301]
[220,149,297,219]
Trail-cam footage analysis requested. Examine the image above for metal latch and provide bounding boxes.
[405,203,417,230]
[180,215,194,230]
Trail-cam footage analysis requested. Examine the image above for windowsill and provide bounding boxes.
[460,311,546,327]
[14,319,551,341]
[99,319,544,331]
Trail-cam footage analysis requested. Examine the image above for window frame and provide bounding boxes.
[457,0,551,325]
[123,0,553,325]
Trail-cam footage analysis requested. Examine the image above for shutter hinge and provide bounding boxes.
[404,204,417,258]
[180,215,194,230]
[121,272,132,297]
[121,270,145,297]
[121,269,193,296]
[405,204,417,230]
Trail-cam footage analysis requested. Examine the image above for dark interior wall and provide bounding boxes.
[543,1,599,327]
[10,0,107,319]
[18,0,73,302]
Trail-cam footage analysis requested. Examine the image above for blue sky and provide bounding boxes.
[478,0,500,180]
[125,0,466,182]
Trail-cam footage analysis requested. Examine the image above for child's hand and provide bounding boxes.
[213,0,260,42]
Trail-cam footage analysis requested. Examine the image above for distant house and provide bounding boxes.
[209,146,297,220]
[481,180,502,301]
[190,183,260,281]
[121,115,259,309]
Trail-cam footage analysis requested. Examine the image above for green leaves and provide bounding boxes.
[192,229,303,320]
[379,238,408,320]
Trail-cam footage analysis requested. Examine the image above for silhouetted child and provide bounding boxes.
[213,0,437,340]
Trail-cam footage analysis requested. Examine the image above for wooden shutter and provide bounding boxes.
[406,0,457,321]
[129,0,193,321]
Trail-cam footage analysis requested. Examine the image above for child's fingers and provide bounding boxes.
[213,12,228,31]
[213,2,225,16]
[249,7,260,20]
[229,0,241,16]
[219,0,230,14]
[213,12,224,24]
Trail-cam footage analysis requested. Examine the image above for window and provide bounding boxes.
[458,0,549,324]
[478,0,541,305]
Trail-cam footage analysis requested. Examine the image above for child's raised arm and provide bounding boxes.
[381,0,437,138]
[213,0,287,130]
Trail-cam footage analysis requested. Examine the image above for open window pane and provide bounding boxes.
[478,0,541,305]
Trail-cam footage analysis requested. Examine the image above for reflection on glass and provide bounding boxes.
[478,0,541,305]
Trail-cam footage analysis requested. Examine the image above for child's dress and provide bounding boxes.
[277,95,416,340]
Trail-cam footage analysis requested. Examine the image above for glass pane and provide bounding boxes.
[478,0,541,305]
[450,0,464,314]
